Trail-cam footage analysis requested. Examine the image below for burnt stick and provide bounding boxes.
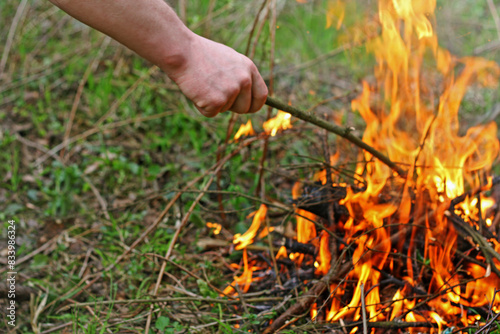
[444,210,500,278]
[273,233,316,255]
[265,96,407,178]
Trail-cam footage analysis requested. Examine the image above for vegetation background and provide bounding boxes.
[1,0,499,333]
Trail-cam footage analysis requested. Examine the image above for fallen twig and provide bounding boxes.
[59,296,284,312]
[476,311,500,334]
[0,0,28,75]
[146,254,231,298]
[0,283,37,301]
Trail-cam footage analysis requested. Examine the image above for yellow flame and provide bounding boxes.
[234,120,256,141]
[311,303,318,321]
[325,0,499,327]
[263,110,292,136]
[326,0,346,29]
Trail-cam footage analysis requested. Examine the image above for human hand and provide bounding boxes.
[165,35,268,117]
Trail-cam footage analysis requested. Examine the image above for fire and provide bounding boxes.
[234,120,255,141]
[233,110,292,141]
[233,204,267,250]
[263,110,292,137]
[222,0,500,331]
[222,249,254,296]
[328,0,500,328]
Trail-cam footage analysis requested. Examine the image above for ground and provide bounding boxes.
[1,0,500,333]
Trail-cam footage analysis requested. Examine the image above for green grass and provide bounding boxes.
[1,0,500,333]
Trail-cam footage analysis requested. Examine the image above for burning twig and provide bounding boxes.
[444,210,500,278]
[360,283,368,334]
[274,233,316,255]
[265,96,407,178]
[476,312,500,334]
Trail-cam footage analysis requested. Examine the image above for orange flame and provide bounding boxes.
[326,0,346,29]
[222,249,254,296]
[223,0,500,328]
[314,230,331,275]
[325,0,500,328]
[233,204,267,250]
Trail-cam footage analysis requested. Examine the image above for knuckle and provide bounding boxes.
[204,111,218,118]
[197,106,218,118]
[257,90,268,102]
[227,84,240,98]
[239,74,252,88]
[195,100,208,109]
[211,94,227,109]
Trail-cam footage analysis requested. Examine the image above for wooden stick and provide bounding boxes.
[360,283,368,334]
[265,96,407,178]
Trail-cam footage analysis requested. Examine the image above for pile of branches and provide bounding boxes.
[208,98,500,334]
[213,175,500,334]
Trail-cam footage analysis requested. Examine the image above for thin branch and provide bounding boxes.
[321,321,437,331]
[265,96,407,178]
[61,36,111,159]
[360,283,368,334]
[262,259,352,334]
[0,0,29,76]
[59,296,284,311]
[145,172,219,334]
[476,311,500,334]
[145,255,231,298]
[487,0,500,41]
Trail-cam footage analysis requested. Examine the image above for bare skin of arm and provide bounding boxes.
[48,0,268,117]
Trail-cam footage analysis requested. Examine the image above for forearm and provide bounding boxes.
[49,0,268,117]
[48,0,194,73]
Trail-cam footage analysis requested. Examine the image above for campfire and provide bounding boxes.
[217,0,500,332]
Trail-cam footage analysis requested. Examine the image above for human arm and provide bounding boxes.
[48,0,268,117]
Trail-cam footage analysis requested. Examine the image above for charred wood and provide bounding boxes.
[450,176,500,207]
[293,182,349,221]
[445,210,500,278]
[272,232,317,255]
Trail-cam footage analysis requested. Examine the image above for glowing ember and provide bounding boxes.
[206,222,222,235]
